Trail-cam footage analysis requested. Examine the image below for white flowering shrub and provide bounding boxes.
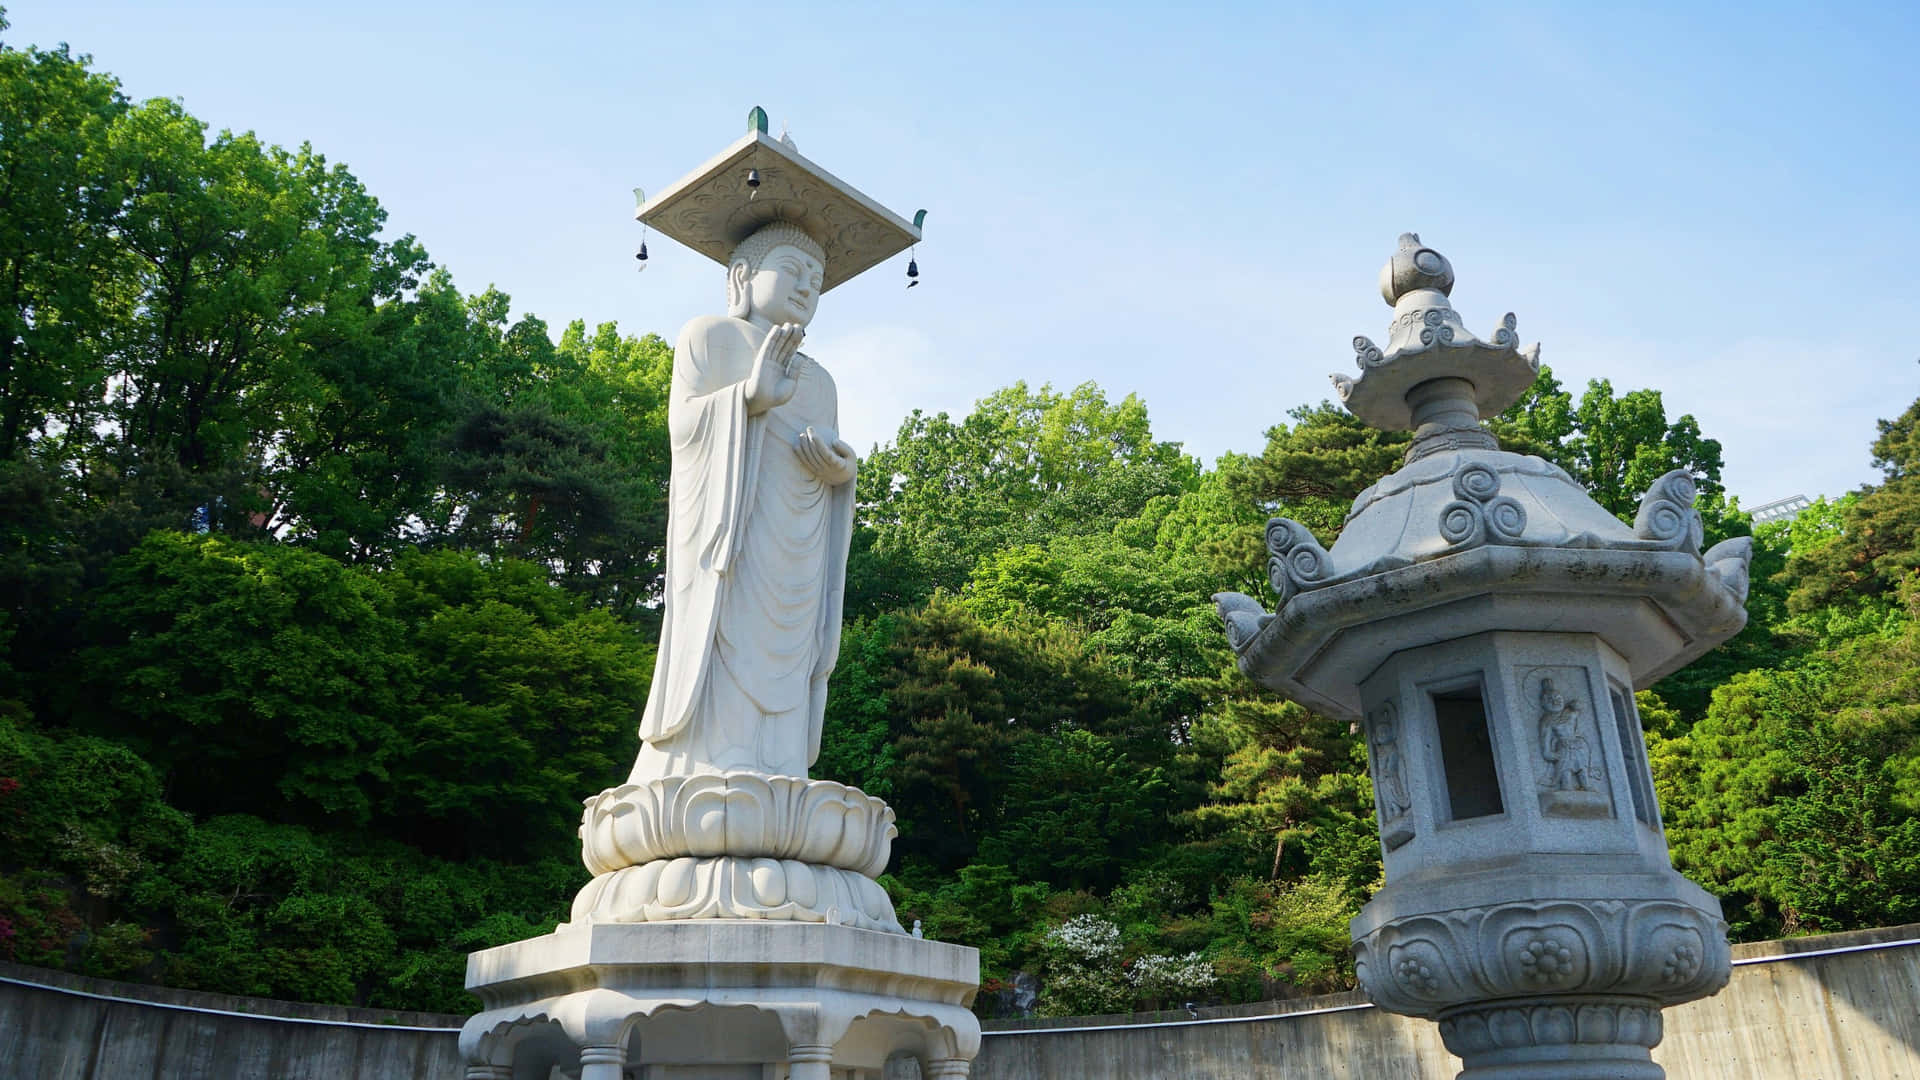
[1043,914,1122,966]
[1036,915,1220,1016]
[1038,915,1130,1016]
[1127,951,1218,1003]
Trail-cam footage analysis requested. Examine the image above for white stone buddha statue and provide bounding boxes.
[629,222,860,783]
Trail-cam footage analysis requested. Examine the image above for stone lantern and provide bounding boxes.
[1214,234,1753,1080]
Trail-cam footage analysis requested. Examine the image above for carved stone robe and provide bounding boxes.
[629,315,855,781]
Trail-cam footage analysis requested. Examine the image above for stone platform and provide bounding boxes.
[461,921,980,1079]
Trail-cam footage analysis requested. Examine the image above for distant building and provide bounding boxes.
[1750,494,1813,524]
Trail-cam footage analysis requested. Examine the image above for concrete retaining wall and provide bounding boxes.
[0,962,463,1079]
[4,923,1917,1078]
[976,923,1920,1079]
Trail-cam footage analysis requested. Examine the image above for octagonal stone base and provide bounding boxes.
[462,921,980,1080]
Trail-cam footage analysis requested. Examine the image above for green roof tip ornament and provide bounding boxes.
[747,105,768,134]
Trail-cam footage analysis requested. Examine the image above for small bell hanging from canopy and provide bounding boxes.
[905,210,927,288]
[631,188,650,271]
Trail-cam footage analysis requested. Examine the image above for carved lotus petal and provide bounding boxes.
[1487,1006,1533,1048]
[1384,939,1455,1003]
[748,857,785,906]
[684,787,729,856]
[579,773,896,878]
[1615,1003,1660,1046]
[1438,1009,1491,1053]
[568,855,904,934]
[787,860,818,907]
[1623,902,1731,1000]
[1480,902,1606,996]
[1532,1005,1576,1046]
[1574,1002,1618,1044]
[656,857,697,908]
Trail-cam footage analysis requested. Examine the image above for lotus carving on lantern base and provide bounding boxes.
[1352,898,1731,1019]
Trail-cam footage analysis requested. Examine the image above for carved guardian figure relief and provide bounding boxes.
[1368,699,1415,849]
[1525,669,1611,819]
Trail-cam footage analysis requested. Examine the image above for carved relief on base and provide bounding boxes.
[1352,897,1729,1019]
[580,773,896,878]
[569,855,904,934]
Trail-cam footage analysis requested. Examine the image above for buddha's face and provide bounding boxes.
[744,243,824,329]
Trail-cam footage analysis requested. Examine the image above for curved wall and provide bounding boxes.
[0,962,462,1079]
[4,923,1918,1078]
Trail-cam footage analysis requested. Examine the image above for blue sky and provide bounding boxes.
[10,2,1917,505]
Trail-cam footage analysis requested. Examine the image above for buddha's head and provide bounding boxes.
[726,223,827,329]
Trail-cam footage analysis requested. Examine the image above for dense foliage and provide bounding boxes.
[4,22,1917,1020]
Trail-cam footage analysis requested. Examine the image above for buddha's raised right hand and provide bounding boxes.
[745,322,804,414]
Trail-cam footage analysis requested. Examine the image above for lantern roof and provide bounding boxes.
[1214,235,1754,720]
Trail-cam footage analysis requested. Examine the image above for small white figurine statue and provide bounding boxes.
[630,222,860,782]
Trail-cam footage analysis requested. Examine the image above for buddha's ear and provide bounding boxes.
[726,259,752,316]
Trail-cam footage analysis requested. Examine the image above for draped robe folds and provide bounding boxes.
[630,315,855,781]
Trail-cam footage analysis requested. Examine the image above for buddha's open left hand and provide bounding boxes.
[796,426,857,486]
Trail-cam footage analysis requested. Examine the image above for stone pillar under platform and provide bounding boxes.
[460,921,979,1080]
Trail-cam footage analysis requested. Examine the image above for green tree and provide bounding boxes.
[978,729,1172,892]
[829,599,1163,878]
[1654,614,1920,938]
[1227,402,1408,542]
[99,100,428,484]
[1184,693,1377,892]
[814,614,901,799]
[1788,396,1920,613]
[1203,874,1357,998]
[0,27,127,462]
[382,548,651,859]
[76,532,408,824]
[266,269,472,560]
[1484,365,1575,463]
[853,382,1198,608]
[1562,378,1726,523]
[428,319,672,619]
